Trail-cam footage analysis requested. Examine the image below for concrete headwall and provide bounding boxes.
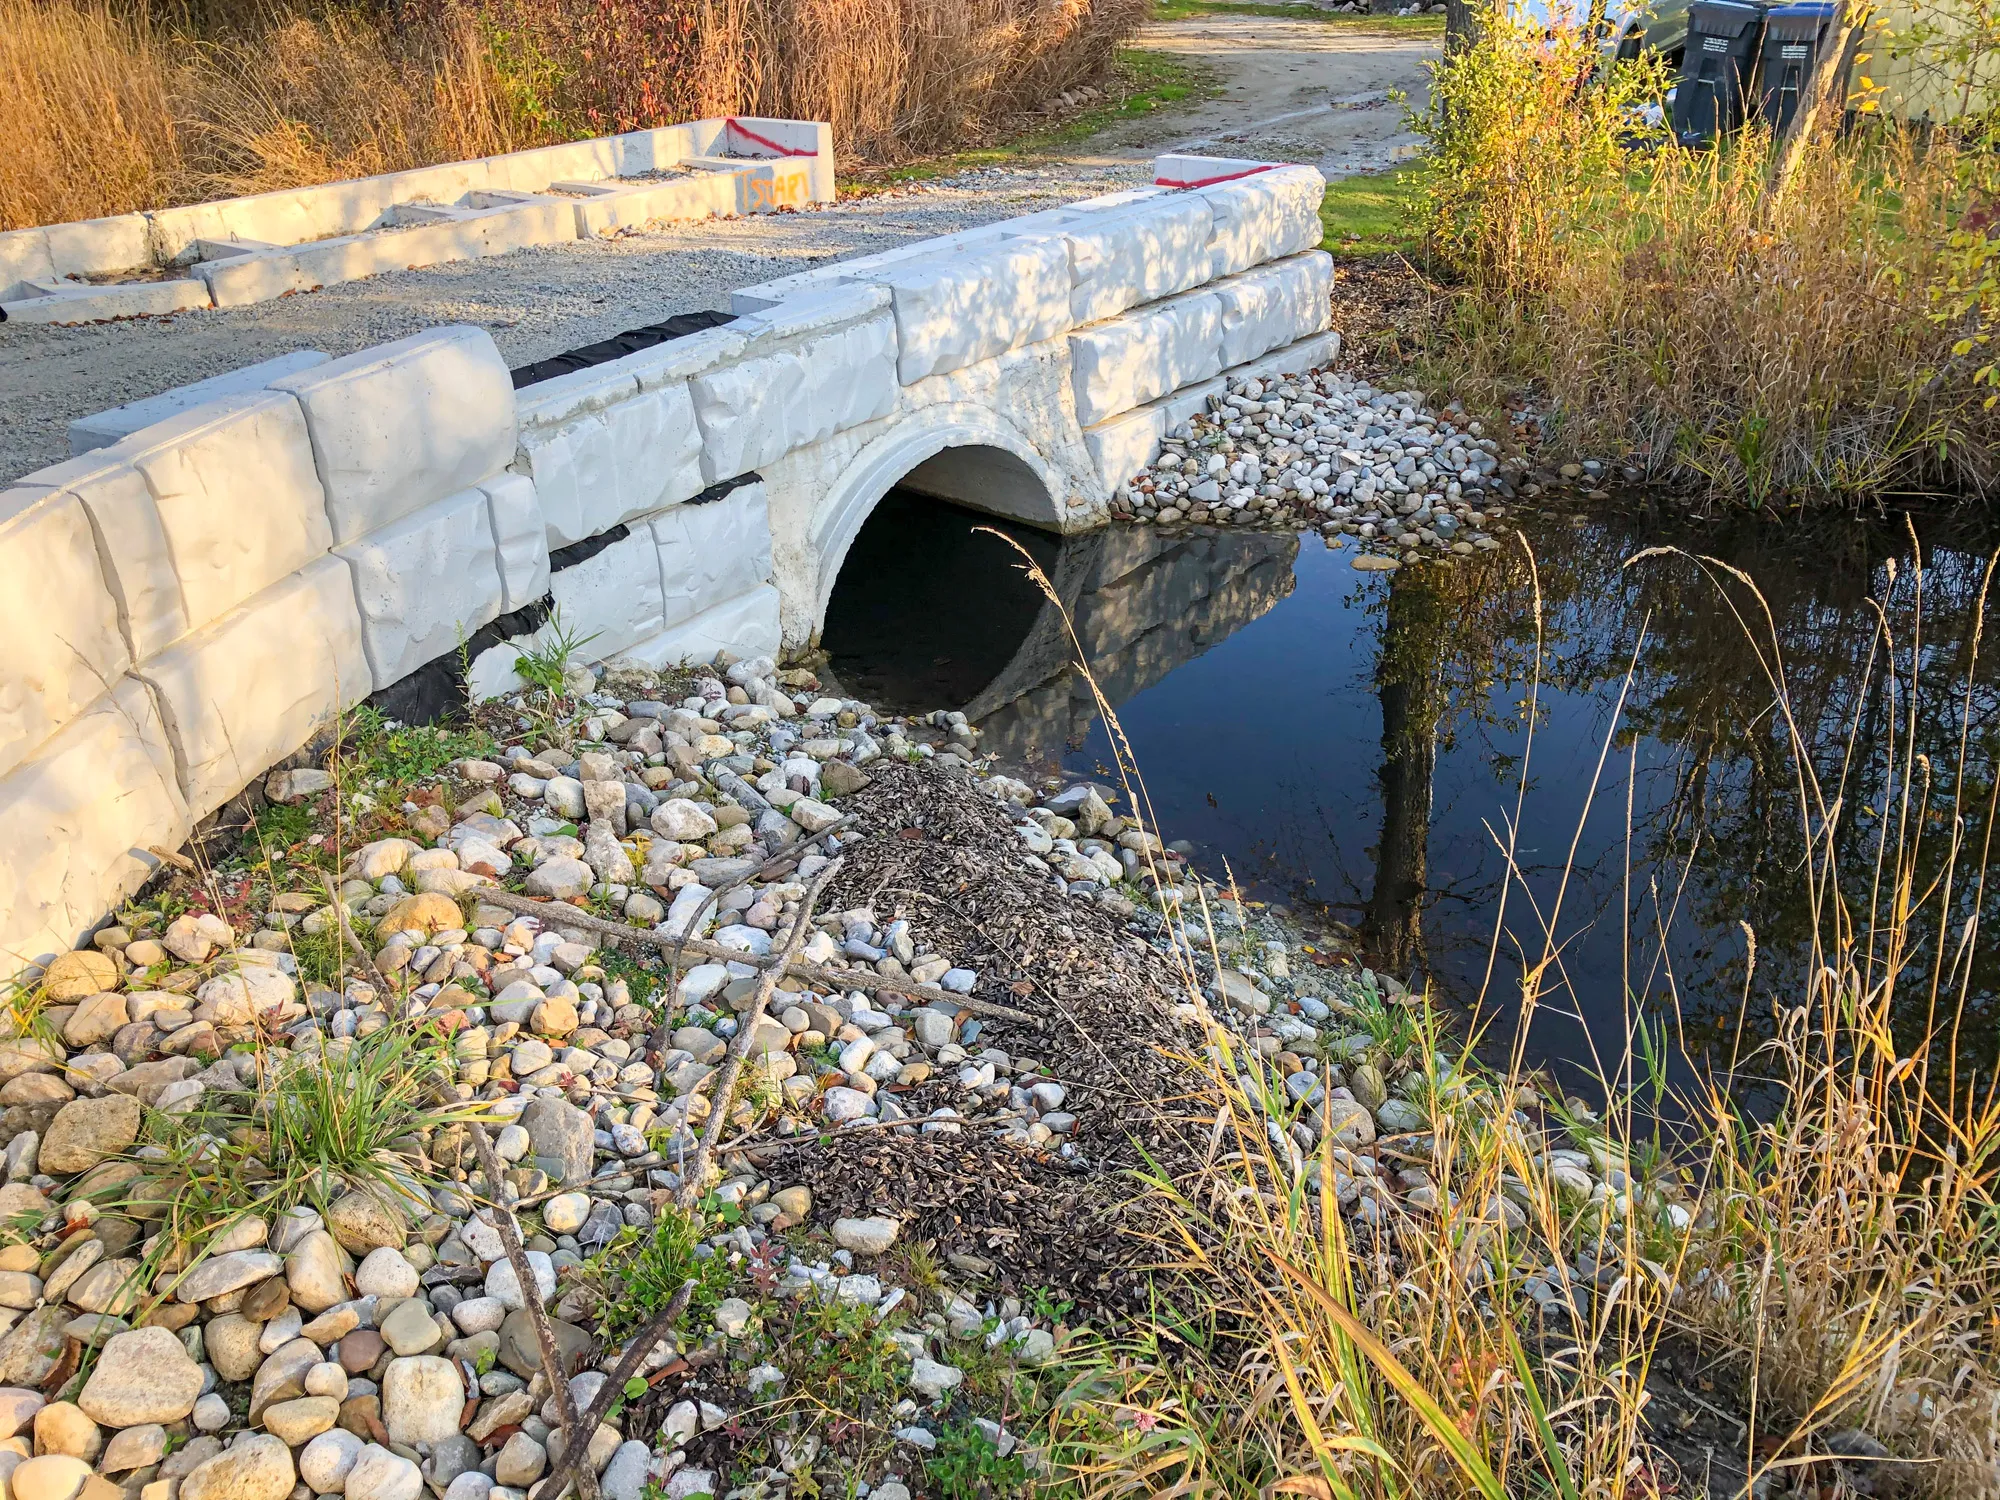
[0,152,1336,976]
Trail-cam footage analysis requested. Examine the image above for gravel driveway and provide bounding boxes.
[0,14,1436,485]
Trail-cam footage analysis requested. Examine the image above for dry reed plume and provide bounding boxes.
[0,0,1142,232]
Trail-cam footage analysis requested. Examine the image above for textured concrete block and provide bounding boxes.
[624,585,781,670]
[197,199,575,309]
[43,214,153,278]
[0,676,190,976]
[1198,164,1326,279]
[118,392,334,637]
[689,349,808,483]
[0,485,131,781]
[69,351,330,457]
[1214,252,1334,368]
[335,488,504,690]
[480,474,550,613]
[1068,289,1224,427]
[20,456,187,665]
[518,381,704,547]
[140,556,370,819]
[1081,405,1168,495]
[651,482,773,626]
[875,236,1071,384]
[1063,196,1215,325]
[798,315,899,444]
[0,228,56,299]
[271,326,516,545]
[543,528,665,662]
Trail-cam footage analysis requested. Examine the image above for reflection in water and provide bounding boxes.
[820,491,2000,1103]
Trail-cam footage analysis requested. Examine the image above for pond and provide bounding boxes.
[821,489,2000,1109]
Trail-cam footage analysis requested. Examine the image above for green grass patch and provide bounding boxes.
[1150,0,1444,29]
[858,47,1221,188]
[1319,164,1423,256]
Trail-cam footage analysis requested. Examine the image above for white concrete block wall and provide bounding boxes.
[625,584,782,669]
[653,484,775,623]
[875,237,1074,384]
[544,529,667,663]
[272,327,517,544]
[121,393,335,636]
[1215,251,1336,368]
[1069,288,1225,428]
[0,485,133,781]
[1199,165,1325,280]
[335,486,507,690]
[482,474,551,612]
[1063,195,1216,325]
[1,118,837,321]
[0,676,190,974]
[138,556,371,821]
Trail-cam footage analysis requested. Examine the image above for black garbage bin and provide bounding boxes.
[1759,2,1838,134]
[1672,0,1767,147]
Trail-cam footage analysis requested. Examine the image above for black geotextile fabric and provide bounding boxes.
[509,309,740,388]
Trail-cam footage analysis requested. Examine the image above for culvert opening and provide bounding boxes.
[821,489,1060,715]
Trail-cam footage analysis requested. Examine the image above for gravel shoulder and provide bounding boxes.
[0,14,1437,485]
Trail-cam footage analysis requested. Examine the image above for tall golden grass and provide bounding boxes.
[0,0,1141,232]
[1411,7,2000,503]
[1005,533,2000,1496]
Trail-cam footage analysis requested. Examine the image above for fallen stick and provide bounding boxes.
[465,1122,599,1500]
[537,1280,694,1500]
[660,813,858,982]
[476,888,1045,1029]
[677,863,837,1206]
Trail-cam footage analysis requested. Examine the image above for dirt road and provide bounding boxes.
[0,12,1437,484]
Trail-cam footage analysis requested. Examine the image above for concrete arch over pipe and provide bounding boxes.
[799,401,1067,644]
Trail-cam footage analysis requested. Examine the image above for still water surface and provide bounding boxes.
[822,491,2000,1105]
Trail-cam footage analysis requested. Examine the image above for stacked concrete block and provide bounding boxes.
[1215,251,1336,368]
[483,474,552,612]
[0,118,838,321]
[272,327,517,543]
[0,677,190,975]
[651,483,775,625]
[119,394,335,635]
[139,556,370,819]
[543,529,668,663]
[516,367,706,548]
[1068,288,1225,428]
[686,285,898,484]
[874,237,1073,384]
[1197,164,1326,280]
[0,485,134,781]
[68,351,330,457]
[626,585,783,668]
[336,486,506,689]
[1062,195,1216,325]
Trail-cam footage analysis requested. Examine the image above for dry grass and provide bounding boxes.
[0,0,1141,231]
[1008,534,2000,1497]
[0,0,181,230]
[1410,7,2000,503]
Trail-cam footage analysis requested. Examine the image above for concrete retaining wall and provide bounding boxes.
[0,151,1334,976]
[0,118,835,324]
